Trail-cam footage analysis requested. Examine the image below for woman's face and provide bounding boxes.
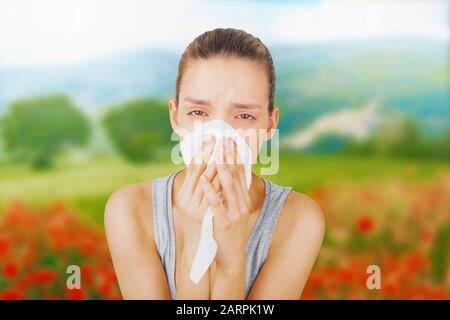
[169,56,279,162]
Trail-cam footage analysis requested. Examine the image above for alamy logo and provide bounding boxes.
[366,264,381,290]
[66,265,81,289]
[170,122,280,175]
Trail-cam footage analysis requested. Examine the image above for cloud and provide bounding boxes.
[276,0,449,43]
[0,0,217,67]
[0,0,447,68]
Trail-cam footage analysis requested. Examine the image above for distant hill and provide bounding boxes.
[0,49,179,114]
[0,37,448,139]
[271,37,449,136]
[282,100,380,149]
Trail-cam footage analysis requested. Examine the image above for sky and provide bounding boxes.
[0,0,448,68]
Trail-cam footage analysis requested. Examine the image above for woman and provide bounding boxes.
[105,28,325,300]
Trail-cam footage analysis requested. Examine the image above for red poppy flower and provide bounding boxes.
[0,289,24,300]
[3,262,18,278]
[99,279,113,296]
[0,236,11,256]
[357,216,374,234]
[32,269,58,284]
[80,265,94,286]
[68,289,85,300]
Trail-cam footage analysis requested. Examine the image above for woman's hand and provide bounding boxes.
[200,138,251,271]
[172,135,221,299]
[174,136,219,249]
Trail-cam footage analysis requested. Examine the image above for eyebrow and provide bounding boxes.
[184,96,262,110]
[184,96,210,106]
[232,102,262,110]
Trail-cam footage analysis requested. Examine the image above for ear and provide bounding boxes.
[168,99,180,133]
[266,106,279,140]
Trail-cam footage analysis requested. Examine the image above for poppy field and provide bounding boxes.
[0,200,120,299]
[0,155,448,299]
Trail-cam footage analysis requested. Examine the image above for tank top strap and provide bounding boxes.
[152,171,178,298]
[244,178,293,296]
[257,178,293,256]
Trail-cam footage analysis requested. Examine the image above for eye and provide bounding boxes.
[188,110,207,117]
[236,113,256,120]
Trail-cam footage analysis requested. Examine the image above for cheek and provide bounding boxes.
[250,144,260,164]
[242,133,263,164]
[177,114,204,132]
[175,115,195,142]
[240,118,270,163]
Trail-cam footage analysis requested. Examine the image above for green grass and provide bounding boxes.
[0,156,181,226]
[0,153,448,226]
[264,152,448,192]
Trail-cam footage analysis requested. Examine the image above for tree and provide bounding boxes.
[342,116,423,158]
[373,116,421,157]
[101,98,172,162]
[1,94,91,169]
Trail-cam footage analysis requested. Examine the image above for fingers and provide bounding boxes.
[200,174,229,225]
[225,137,235,167]
[233,144,251,207]
[214,139,241,221]
[192,134,214,165]
[181,136,215,203]
[199,164,219,208]
[186,136,250,224]
[199,174,222,207]
[227,138,249,214]
[204,160,217,181]
[231,140,247,192]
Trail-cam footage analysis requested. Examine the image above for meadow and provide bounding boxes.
[0,152,445,225]
[0,152,448,299]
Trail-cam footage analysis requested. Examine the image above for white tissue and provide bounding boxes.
[179,119,252,284]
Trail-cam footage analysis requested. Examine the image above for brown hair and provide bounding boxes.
[175,28,275,113]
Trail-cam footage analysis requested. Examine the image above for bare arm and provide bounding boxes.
[210,251,246,299]
[105,184,212,299]
[173,223,210,299]
[247,193,325,300]
[104,186,171,299]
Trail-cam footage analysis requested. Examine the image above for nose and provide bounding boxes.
[209,112,228,122]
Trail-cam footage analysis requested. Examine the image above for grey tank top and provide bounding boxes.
[152,170,293,299]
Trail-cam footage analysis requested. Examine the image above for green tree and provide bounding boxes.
[342,116,424,158]
[0,94,91,169]
[101,98,172,162]
[373,116,421,157]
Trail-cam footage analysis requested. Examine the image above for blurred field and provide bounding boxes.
[0,153,447,226]
[0,155,179,226]
[1,153,449,299]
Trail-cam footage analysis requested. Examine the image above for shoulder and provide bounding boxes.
[104,180,173,299]
[271,189,325,251]
[248,188,325,298]
[104,180,155,241]
[284,190,325,232]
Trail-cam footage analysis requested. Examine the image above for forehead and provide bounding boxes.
[179,56,269,106]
